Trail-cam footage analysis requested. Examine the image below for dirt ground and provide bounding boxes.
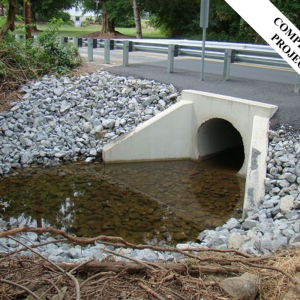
[81,31,133,40]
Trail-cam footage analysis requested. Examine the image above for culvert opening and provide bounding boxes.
[197,118,245,172]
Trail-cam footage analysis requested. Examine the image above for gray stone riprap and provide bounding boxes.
[0,70,300,262]
[198,126,300,256]
[0,70,178,175]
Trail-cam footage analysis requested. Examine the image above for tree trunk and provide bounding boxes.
[0,0,16,42]
[101,0,115,33]
[24,0,32,39]
[132,0,142,38]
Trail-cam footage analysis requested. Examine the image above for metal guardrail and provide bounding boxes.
[60,37,300,92]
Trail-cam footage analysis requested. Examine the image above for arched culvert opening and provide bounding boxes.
[197,118,245,172]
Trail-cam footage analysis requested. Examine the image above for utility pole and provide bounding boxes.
[24,0,32,39]
[200,0,210,81]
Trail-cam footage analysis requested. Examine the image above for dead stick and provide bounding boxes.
[0,279,40,299]
[80,271,116,289]
[101,247,156,271]
[138,282,165,300]
[7,236,81,300]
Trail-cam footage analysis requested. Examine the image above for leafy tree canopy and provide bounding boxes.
[17,0,76,22]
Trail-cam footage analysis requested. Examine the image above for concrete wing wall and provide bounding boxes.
[102,100,195,162]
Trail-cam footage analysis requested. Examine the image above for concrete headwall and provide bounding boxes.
[103,90,277,175]
[102,90,278,214]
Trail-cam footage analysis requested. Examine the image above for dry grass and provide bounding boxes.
[0,227,299,299]
[257,248,300,300]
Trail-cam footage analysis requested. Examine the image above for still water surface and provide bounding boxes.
[0,159,245,246]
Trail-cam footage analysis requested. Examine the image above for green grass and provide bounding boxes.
[11,21,165,39]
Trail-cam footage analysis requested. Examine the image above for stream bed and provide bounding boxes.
[0,159,245,246]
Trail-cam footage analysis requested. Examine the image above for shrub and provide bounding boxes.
[66,19,74,26]
[116,16,135,28]
[53,12,71,24]
[81,20,91,27]
[0,18,83,95]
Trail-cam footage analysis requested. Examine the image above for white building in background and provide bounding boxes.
[66,3,97,27]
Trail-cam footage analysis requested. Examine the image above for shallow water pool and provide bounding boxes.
[0,159,244,246]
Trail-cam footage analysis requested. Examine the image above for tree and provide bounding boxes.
[82,0,143,37]
[0,0,16,41]
[81,0,113,33]
[271,0,300,28]
[144,0,200,37]
[102,0,115,33]
[132,0,142,38]
[29,0,75,22]
[24,0,32,39]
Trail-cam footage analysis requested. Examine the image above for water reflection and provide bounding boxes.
[0,160,244,246]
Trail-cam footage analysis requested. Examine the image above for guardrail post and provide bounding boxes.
[123,40,133,67]
[223,49,234,80]
[167,44,179,73]
[104,39,114,64]
[73,37,78,48]
[294,74,300,93]
[59,37,64,46]
[87,38,93,62]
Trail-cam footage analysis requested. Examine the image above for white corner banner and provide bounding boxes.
[225,0,300,75]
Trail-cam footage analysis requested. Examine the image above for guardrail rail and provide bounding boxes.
[15,35,300,92]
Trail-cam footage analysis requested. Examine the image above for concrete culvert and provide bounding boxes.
[197,118,245,173]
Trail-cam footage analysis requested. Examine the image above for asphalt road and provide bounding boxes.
[79,48,300,130]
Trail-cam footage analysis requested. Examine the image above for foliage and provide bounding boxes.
[271,0,300,28]
[116,15,135,28]
[106,0,134,26]
[0,18,83,96]
[53,11,71,23]
[82,0,134,32]
[36,19,83,74]
[145,0,200,38]
[144,0,300,42]
[25,0,76,22]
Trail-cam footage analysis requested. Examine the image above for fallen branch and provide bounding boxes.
[0,226,251,258]
[55,261,240,275]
